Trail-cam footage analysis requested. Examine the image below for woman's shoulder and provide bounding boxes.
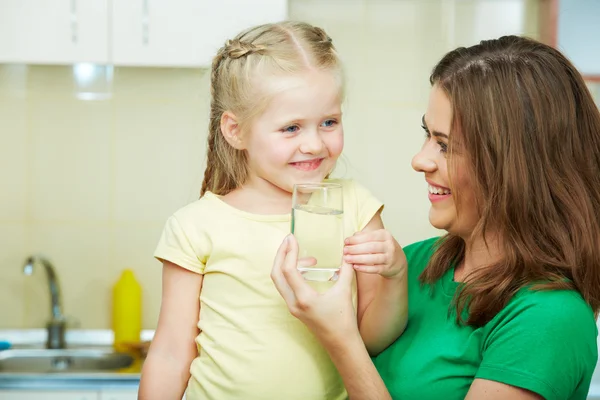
[488,285,598,346]
[506,285,596,323]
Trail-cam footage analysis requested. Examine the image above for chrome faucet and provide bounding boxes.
[23,255,67,349]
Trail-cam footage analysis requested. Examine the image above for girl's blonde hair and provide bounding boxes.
[200,21,343,197]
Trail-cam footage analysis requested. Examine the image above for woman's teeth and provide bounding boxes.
[428,185,451,195]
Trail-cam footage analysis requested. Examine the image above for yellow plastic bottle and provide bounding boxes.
[112,269,142,353]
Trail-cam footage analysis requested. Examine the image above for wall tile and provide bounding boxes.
[0,96,28,221]
[0,223,27,327]
[28,96,112,222]
[113,99,207,223]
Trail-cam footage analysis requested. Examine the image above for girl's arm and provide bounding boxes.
[348,212,409,355]
[138,261,203,400]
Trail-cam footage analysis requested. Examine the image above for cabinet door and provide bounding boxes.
[111,0,287,67]
[99,389,138,400]
[0,0,109,64]
[0,390,99,400]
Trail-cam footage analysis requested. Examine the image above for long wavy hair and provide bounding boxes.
[420,35,600,326]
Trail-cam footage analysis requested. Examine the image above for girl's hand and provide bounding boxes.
[343,229,407,279]
[270,235,358,344]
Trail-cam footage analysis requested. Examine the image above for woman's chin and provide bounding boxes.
[428,213,451,232]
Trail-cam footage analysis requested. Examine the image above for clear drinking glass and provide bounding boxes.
[291,182,344,282]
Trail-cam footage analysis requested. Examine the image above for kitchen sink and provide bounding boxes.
[0,349,134,373]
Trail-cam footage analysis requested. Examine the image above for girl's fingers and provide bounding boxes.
[344,253,388,266]
[343,242,386,255]
[344,229,390,245]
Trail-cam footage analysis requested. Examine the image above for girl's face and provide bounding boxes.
[411,85,479,237]
[241,70,344,195]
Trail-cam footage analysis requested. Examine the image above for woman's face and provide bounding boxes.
[411,85,479,238]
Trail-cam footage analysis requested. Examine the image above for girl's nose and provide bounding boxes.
[299,131,324,155]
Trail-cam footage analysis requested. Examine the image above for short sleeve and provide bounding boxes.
[154,215,208,274]
[348,180,384,231]
[476,290,598,400]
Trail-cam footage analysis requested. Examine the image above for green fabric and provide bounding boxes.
[374,237,598,400]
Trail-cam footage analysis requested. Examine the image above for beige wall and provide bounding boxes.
[0,0,541,330]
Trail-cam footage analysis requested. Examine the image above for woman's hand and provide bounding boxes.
[270,234,359,345]
[344,229,407,279]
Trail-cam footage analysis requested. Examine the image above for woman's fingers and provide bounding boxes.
[298,256,317,268]
[336,262,355,288]
[270,235,297,305]
[279,235,316,311]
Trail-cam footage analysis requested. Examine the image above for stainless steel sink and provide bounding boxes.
[0,349,134,373]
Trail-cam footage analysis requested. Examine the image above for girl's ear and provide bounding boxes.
[220,111,245,150]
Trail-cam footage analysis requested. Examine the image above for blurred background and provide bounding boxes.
[0,0,598,333]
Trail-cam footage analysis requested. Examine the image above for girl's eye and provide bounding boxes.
[282,125,299,134]
[321,119,337,128]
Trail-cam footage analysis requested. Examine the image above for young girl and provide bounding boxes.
[139,21,407,400]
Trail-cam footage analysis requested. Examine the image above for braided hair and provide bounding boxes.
[200,21,342,197]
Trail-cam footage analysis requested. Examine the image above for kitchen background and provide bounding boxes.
[0,0,598,332]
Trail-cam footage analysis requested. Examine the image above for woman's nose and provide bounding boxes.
[411,147,437,173]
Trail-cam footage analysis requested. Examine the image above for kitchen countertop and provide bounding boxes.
[0,329,154,390]
[2,329,600,398]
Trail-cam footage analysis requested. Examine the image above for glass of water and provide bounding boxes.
[291,182,344,282]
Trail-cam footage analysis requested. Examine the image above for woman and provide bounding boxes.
[271,35,600,400]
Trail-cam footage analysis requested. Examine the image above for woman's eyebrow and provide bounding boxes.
[422,115,448,138]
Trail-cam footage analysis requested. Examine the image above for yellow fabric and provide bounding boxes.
[154,179,383,400]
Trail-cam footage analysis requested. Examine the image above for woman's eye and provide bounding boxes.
[438,141,448,153]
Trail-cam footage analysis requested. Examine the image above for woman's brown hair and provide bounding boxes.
[421,35,600,326]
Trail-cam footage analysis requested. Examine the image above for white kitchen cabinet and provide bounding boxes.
[98,389,138,400]
[0,390,99,400]
[0,0,109,64]
[0,0,286,67]
[111,0,288,67]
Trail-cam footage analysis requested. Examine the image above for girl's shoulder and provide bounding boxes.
[172,192,224,221]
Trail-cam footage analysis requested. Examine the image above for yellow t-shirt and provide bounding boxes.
[154,179,383,400]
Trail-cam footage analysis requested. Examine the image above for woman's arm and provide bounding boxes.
[346,212,408,355]
[319,327,392,400]
[271,235,392,400]
[138,261,203,400]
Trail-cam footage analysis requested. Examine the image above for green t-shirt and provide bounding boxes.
[374,237,598,400]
